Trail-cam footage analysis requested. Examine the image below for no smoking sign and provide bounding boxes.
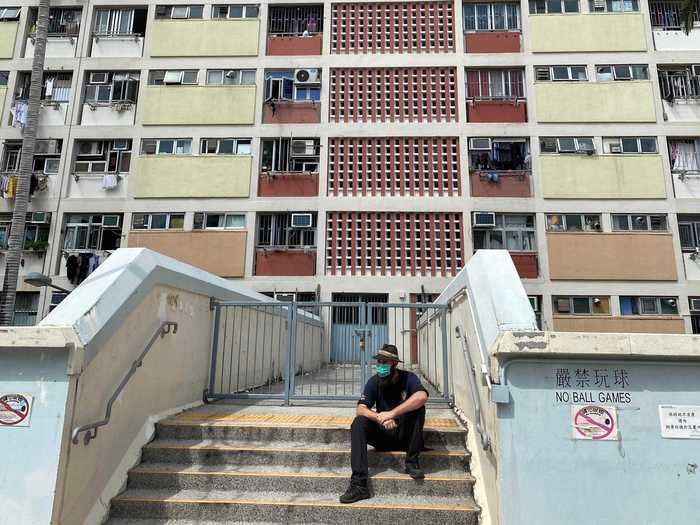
[0,394,33,427]
[572,405,618,441]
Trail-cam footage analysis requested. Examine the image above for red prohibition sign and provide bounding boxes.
[0,394,30,426]
[574,405,615,440]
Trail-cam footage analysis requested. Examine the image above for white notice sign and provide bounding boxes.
[659,405,700,439]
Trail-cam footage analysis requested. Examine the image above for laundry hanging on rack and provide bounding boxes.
[5,176,17,198]
[11,101,28,129]
[102,173,118,190]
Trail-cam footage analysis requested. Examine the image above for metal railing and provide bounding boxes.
[659,71,700,101]
[650,0,700,29]
[456,324,491,450]
[71,321,178,445]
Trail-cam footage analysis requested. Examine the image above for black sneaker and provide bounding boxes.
[339,484,371,504]
[405,461,425,479]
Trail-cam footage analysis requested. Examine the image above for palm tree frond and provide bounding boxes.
[680,0,698,35]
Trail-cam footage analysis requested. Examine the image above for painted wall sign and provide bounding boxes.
[659,405,700,439]
[553,366,632,405]
[572,404,618,440]
[0,394,33,427]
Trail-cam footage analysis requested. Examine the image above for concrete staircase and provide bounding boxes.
[106,405,479,524]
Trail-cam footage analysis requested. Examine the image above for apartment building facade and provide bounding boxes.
[0,0,699,334]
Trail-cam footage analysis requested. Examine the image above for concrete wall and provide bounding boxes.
[467,100,527,123]
[134,156,252,198]
[529,13,647,52]
[128,231,247,277]
[0,21,18,58]
[150,19,260,56]
[662,99,700,122]
[653,29,700,51]
[547,233,678,281]
[535,82,656,123]
[684,253,700,281]
[464,31,520,53]
[552,315,686,334]
[470,171,531,198]
[673,174,700,199]
[540,155,666,199]
[267,34,322,55]
[0,86,6,117]
[255,250,317,276]
[258,173,319,197]
[141,86,257,125]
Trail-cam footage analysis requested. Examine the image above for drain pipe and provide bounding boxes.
[455,324,491,451]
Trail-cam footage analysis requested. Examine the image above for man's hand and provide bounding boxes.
[382,418,397,431]
[376,411,396,425]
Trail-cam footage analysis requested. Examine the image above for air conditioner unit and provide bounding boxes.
[692,65,700,76]
[528,296,540,311]
[556,298,570,313]
[294,69,320,85]
[30,212,50,223]
[78,141,104,156]
[691,298,700,312]
[301,162,319,172]
[43,158,60,174]
[593,0,606,10]
[89,72,109,84]
[469,138,492,151]
[610,144,622,154]
[275,292,296,302]
[111,139,129,150]
[291,139,317,157]
[101,214,121,228]
[472,211,496,228]
[291,213,313,228]
[34,140,59,155]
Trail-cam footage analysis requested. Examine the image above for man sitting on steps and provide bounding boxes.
[340,343,429,504]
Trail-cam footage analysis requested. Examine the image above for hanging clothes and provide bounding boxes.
[30,174,38,196]
[5,176,17,198]
[77,253,91,284]
[88,254,100,274]
[11,102,28,129]
[102,173,118,190]
[44,77,54,98]
[66,255,79,284]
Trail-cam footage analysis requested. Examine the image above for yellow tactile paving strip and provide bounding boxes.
[170,413,460,430]
[114,494,479,512]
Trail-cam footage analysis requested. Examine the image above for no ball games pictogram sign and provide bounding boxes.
[571,404,618,441]
[0,394,33,427]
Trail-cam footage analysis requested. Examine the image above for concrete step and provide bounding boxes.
[128,463,475,498]
[107,521,282,525]
[156,419,467,447]
[109,488,479,524]
[141,439,469,472]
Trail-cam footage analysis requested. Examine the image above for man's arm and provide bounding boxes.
[356,402,379,422]
[376,390,428,424]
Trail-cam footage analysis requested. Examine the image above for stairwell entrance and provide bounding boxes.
[206,300,452,404]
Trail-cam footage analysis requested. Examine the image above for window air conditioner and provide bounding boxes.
[593,0,606,10]
[89,72,109,84]
[294,69,320,85]
[691,298,700,312]
[112,139,129,150]
[78,141,104,156]
[34,139,60,155]
[102,215,121,228]
[472,211,496,228]
[556,298,570,313]
[469,138,492,151]
[291,139,317,156]
[535,67,551,81]
[291,213,313,228]
[610,144,622,154]
[528,296,540,311]
[30,212,50,223]
[275,292,296,302]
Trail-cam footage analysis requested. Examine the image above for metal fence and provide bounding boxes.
[659,70,700,101]
[207,301,451,403]
[650,0,700,29]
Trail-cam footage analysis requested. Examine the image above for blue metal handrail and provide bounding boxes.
[71,321,178,445]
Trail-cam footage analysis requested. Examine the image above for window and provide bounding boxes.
[553,296,610,315]
[63,214,122,251]
[132,213,184,230]
[74,140,132,174]
[265,70,321,102]
[678,215,700,251]
[155,5,203,19]
[206,69,256,85]
[261,138,320,173]
[529,0,579,13]
[13,292,39,326]
[0,213,50,250]
[651,1,700,29]
[84,72,140,105]
[16,72,72,102]
[148,70,198,86]
[0,7,20,21]
[463,3,520,31]
[200,138,251,155]
[668,139,700,173]
[141,139,192,155]
[620,296,678,315]
[93,8,148,35]
[267,5,323,35]
[535,65,587,81]
[612,214,668,231]
[546,214,601,232]
[2,140,62,174]
[0,72,8,87]
[540,137,595,154]
[466,69,525,99]
[212,4,259,18]
[193,212,246,230]
[596,64,648,81]
[473,214,536,251]
[605,137,658,154]
[469,139,530,170]
[33,7,81,36]
[256,213,317,248]
[589,0,638,12]
[658,66,700,101]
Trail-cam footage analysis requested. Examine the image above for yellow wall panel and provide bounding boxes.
[529,14,647,52]
[0,21,18,58]
[134,156,252,198]
[142,86,256,125]
[150,19,259,56]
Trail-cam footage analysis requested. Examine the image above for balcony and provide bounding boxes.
[529,13,646,52]
[142,86,256,125]
[258,172,319,197]
[81,102,136,126]
[134,156,252,198]
[128,230,246,277]
[90,7,148,57]
[267,4,323,55]
[465,31,520,53]
[0,20,18,58]
[268,34,322,55]
[470,170,531,197]
[552,315,685,334]
[263,101,321,124]
[255,248,316,276]
[535,81,656,123]
[684,252,700,280]
[658,68,700,121]
[669,139,700,197]
[25,8,82,58]
[150,19,259,57]
[539,155,666,199]
[91,34,144,58]
[467,99,527,122]
[547,233,677,280]
[466,69,526,122]
[510,252,538,278]
[650,0,700,50]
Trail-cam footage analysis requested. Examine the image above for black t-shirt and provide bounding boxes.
[357,370,429,413]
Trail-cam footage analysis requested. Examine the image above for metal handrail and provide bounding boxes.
[71,321,178,445]
[456,324,491,451]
